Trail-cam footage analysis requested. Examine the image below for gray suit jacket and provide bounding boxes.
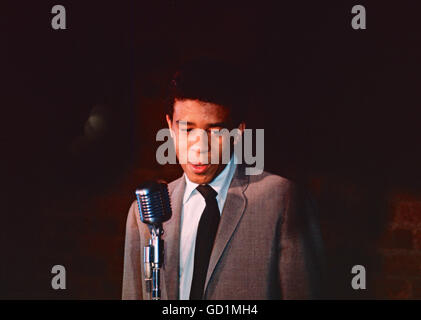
[122,165,325,299]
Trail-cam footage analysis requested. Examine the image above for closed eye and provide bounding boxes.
[209,128,221,134]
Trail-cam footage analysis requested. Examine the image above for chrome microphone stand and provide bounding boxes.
[144,225,164,300]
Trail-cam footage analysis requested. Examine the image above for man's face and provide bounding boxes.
[166,99,244,185]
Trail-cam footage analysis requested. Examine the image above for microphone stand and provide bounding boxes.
[144,224,164,300]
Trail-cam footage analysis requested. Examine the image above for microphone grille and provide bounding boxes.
[135,181,172,225]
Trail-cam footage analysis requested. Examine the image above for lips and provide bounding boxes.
[188,162,210,174]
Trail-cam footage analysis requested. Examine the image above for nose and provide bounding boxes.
[188,129,210,163]
[189,129,209,153]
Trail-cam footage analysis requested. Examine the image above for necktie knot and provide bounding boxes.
[196,184,218,201]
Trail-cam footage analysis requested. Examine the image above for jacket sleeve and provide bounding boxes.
[278,184,326,299]
[122,201,143,300]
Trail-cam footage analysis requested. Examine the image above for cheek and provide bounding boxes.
[211,135,230,154]
[211,137,222,154]
[172,131,188,163]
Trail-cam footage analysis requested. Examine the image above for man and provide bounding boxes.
[122,59,325,299]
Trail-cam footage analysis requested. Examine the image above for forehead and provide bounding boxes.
[173,99,230,124]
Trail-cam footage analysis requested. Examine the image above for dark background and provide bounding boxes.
[2,1,421,299]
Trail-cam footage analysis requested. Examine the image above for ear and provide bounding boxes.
[233,121,246,144]
[166,114,175,138]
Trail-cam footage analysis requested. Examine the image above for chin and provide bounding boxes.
[187,174,213,185]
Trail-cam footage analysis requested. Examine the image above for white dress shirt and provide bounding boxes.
[179,155,237,300]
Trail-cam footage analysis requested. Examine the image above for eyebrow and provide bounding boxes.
[176,120,229,128]
[176,120,195,126]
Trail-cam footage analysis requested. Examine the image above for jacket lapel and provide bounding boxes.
[162,177,185,300]
[204,164,249,292]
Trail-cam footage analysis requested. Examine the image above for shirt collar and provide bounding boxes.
[183,155,236,204]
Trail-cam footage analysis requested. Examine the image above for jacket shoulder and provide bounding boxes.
[167,175,185,195]
[248,170,295,192]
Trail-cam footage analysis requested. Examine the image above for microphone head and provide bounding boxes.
[135,181,172,226]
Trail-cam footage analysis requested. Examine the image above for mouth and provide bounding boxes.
[188,162,211,174]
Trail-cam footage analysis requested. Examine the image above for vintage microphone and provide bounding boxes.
[135,181,172,300]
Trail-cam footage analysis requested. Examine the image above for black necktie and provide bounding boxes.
[189,184,220,300]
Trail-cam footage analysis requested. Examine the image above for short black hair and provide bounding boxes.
[165,58,249,127]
